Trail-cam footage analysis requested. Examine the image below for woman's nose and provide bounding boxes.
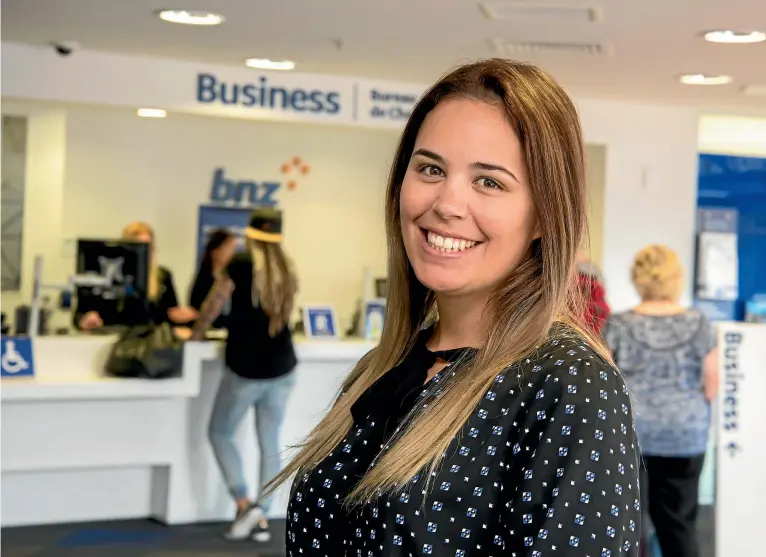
[432,179,468,220]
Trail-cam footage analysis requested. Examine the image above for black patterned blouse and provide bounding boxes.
[286,328,641,557]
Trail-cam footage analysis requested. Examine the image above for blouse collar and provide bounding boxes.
[350,326,477,424]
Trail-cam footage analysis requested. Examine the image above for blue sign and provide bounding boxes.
[196,205,251,267]
[304,306,338,339]
[210,168,280,207]
[1,336,35,378]
[196,73,341,115]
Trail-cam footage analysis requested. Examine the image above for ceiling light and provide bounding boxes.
[245,58,296,71]
[680,74,733,86]
[157,10,225,26]
[704,30,766,44]
[137,108,167,118]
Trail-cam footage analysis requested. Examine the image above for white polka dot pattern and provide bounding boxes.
[286,336,641,556]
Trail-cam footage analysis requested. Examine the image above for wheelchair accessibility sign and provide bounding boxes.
[1,337,35,378]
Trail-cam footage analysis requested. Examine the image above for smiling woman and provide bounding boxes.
[265,58,640,556]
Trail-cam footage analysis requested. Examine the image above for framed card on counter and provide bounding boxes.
[363,299,386,342]
[303,305,339,340]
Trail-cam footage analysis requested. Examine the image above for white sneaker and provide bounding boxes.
[252,520,271,543]
[223,504,265,541]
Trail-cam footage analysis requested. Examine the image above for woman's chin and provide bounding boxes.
[416,270,469,296]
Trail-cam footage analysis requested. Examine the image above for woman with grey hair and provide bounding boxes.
[604,244,718,557]
[191,207,298,542]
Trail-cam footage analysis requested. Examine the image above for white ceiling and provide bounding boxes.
[2,0,766,111]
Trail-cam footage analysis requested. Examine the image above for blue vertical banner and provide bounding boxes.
[697,154,766,321]
[196,205,252,267]
[1,336,35,378]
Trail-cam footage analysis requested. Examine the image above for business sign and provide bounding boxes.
[196,73,342,116]
[1,336,35,378]
[2,42,422,130]
[210,168,281,207]
[716,323,766,557]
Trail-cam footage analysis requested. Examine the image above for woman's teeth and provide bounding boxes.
[426,231,477,252]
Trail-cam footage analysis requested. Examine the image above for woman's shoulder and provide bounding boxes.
[511,331,627,405]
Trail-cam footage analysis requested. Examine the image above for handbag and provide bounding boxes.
[105,322,182,379]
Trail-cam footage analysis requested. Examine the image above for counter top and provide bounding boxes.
[1,335,374,402]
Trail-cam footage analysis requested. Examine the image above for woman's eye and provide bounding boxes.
[477,177,503,190]
[419,164,444,177]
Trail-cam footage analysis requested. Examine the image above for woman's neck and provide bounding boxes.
[430,292,488,350]
[634,299,685,315]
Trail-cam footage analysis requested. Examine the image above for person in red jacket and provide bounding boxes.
[576,254,610,335]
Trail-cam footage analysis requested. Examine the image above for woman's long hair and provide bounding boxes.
[265,58,609,505]
[249,238,297,337]
[122,221,159,301]
[200,228,233,276]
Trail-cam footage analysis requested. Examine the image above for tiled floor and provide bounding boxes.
[1,507,715,557]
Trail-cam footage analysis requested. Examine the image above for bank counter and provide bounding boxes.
[0,335,374,527]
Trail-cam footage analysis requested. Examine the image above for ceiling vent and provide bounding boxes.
[479,2,604,23]
[490,38,613,56]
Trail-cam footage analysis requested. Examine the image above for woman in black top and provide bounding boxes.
[264,59,641,556]
[191,208,298,543]
[76,221,195,330]
[189,228,238,329]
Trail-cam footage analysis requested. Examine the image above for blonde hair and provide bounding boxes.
[121,221,159,301]
[249,239,297,337]
[265,59,609,505]
[631,245,683,302]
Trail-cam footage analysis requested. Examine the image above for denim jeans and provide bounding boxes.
[208,368,296,512]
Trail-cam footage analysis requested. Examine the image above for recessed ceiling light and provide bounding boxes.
[704,30,766,44]
[137,108,167,118]
[157,10,225,26]
[680,74,733,86]
[245,58,296,71]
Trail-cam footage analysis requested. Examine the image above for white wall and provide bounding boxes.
[698,114,766,157]
[577,99,701,310]
[586,144,606,268]
[1,102,68,323]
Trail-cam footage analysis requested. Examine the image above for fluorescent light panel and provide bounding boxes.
[157,10,225,26]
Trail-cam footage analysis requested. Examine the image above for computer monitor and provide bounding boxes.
[75,239,151,327]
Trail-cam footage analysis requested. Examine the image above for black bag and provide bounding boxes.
[105,323,182,379]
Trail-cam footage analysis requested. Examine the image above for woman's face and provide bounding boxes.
[213,236,238,268]
[400,98,539,298]
[132,231,153,244]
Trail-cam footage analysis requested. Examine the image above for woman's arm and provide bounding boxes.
[702,346,719,401]
[497,357,641,554]
[161,269,198,324]
[190,276,234,340]
[72,290,103,330]
[697,313,719,401]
